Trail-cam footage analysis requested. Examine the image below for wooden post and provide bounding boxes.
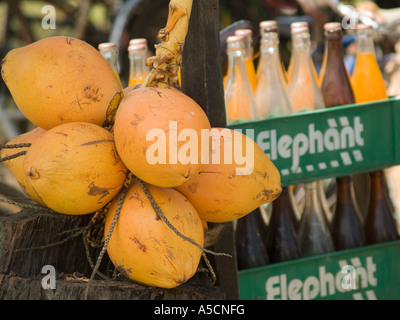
[181,0,240,300]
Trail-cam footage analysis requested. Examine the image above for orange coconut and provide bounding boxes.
[105,178,204,288]
[175,128,282,222]
[113,86,211,187]
[0,127,46,204]
[1,36,123,130]
[23,122,127,215]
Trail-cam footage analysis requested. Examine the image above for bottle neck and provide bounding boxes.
[227,46,247,78]
[356,28,376,55]
[369,170,385,200]
[304,181,319,208]
[336,176,352,202]
[260,32,280,58]
[129,48,147,79]
[100,49,118,72]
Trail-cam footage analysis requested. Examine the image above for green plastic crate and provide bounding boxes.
[229,98,400,300]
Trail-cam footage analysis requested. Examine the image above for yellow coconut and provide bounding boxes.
[1,36,123,130]
[0,127,46,204]
[113,86,211,187]
[23,122,127,215]
[175,128,282,222]
[104,178,204,289]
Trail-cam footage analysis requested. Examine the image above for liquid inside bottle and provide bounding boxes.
[331,176,366,251]
[266,187,301,263]
[235,208,270,270]
[297,181,335,257]
[235,29,257,93]
[128,41,148,87]
[365,170,399,245]
[351,24,387,103]
[320,22,355,108]
[98,42,121,83]
[255,21,292,119]
[288,25,325,113]
[224,35,259,125]
[287,22,318,84]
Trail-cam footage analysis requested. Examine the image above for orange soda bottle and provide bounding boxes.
[287,22,318,84]
[224,35,259,124]
[128,42,147,86]
[287,25,325,112]
[234,29,257,93]
[351,24,388,103]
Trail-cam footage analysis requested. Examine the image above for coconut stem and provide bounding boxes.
[141,0,193,88]
[83,186,126,300]
[0,150,27,162]
[137,178,231,258]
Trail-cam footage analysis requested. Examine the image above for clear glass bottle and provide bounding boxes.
[297,181,335,257]
[287,22,318,84]
[224,35,259,125]
[98,42,121,83]
[235,208,270,270]
[234,29,257,93]
[331,176,366,251]
[365,170,399,245]
[288,25,325,112]
[266,187,301,263]
[128,42,148,87]
[351,24,388,103]
[255,21,292,119]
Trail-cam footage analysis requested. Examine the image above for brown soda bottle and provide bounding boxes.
[266,187,301,263]
[297,181,335,257]
[365,170,399,245]
[320,22,368,219]
[235,207,270,270]
[331,176,366,251]
[320,22,355,108]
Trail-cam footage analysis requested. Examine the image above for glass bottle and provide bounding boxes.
[319,23,370,220]
[320,22,355,108]
[224,35,259,125]
[235,208,270,270]
[287,22,318,84]
[255,21,292,119]
[297,181,335,257]
[234,29,257,93]
[129,38,151,75]
[266,187,301,263]
[128,42,148,87]
[365,170,399,245]
[331,176,366,251]
[98,42,121,83]
[288,25,325,113]
[351,24,388,103]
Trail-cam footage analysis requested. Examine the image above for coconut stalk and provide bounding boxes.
[141,0,193,88]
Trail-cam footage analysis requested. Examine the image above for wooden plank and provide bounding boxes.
[181,0,239,300]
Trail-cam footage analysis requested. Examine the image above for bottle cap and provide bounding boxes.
[260,20,278,32]
[226,35,244,43]
[323,22,342,32]
[291,26,309,34]
[128,43,147,52]
[235,29,253,37]
[290,21,308,30]
[98,42,116,50]
[129,38,148,46]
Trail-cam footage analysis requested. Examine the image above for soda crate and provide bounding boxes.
[238,240,400,300]
[229,97,400,187]
[229,97,400,300]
